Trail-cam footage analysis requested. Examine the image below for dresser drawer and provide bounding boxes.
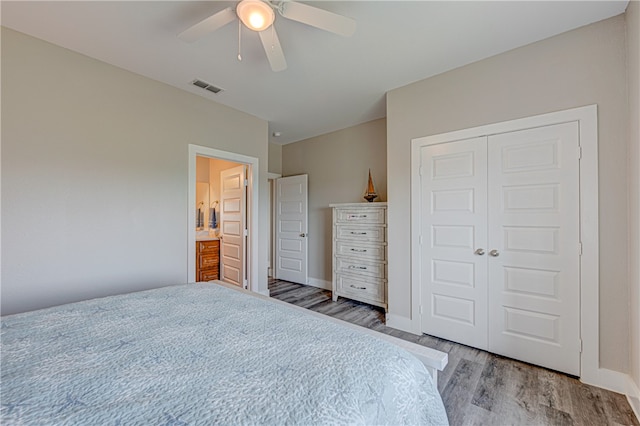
[335,225,386,243]
[199,269,219,281]
[199,254,219,269]
[335,257,385,279]
[197,240,219,254]
[336,274,385,303]
[335,208,385,225]
[335,241,386,261]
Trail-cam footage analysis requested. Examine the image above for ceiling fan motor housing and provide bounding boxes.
[236,0,275,32]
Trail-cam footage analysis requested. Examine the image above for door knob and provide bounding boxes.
[474,248,485,256]
[300,233,307,237]
[489,249,500,257]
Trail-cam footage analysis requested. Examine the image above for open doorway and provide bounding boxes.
[188,145,259,292]
[268,173,281,279]
[196,157,247,287]
[268,174,310,286]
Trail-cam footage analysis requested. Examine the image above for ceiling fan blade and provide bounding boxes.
[178,7,236,42]
[280,2,356,37]
[258,27,287,72]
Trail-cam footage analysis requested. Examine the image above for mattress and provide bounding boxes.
[1,283,448,425]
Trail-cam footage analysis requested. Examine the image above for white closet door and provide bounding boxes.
[487,122,580,375]
[420,137,489,350]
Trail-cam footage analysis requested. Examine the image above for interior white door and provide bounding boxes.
[275,174,308,284]
[487,122,581,375]
[220,165,246,288]
[419,137,489,349]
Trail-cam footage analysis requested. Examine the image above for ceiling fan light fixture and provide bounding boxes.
[237,0,274,32]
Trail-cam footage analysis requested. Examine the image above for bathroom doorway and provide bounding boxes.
[188,145,259,291]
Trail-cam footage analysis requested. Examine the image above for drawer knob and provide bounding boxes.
[349,284,367,290]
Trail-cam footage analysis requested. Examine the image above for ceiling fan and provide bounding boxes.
[178,0,356,72]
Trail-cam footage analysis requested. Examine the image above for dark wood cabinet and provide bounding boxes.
[196,240,219,282]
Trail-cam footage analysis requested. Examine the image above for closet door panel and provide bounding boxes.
[420,137,489,350]
[487,122,581,376]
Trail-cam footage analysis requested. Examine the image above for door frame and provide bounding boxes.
[188,145,259,294]
[274,174,309,285]
[268,173,281,280]
[410,105,618,390]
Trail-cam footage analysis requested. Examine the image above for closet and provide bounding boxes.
[416,121,581,376]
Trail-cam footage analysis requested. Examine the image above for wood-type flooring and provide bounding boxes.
[268,278,639,426]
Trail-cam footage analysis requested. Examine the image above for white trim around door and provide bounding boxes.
[188,145,260,294]
[268,172,281,281]
[275,174,309,285]
[410,105,625,393]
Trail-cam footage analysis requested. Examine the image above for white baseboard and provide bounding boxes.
[307,277,331,290]
[628,376,640,422]
[386,313,421,335]
[581,367,629,395]
[581,368,640,422]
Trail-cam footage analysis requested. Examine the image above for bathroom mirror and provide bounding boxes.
[195,182,210,230]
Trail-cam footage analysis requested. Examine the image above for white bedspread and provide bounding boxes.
[1,283,448,425]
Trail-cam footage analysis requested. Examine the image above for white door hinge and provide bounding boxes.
[243,229,248,237]
[419,166,423,176]
[578,242,583,256]
[243,279,248,289]
[419,235,423,246]
[579,339,583,353]
[578,146,583,160]
[419,305,423,315]
[244,179,249,187]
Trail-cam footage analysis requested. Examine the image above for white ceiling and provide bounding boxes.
[1,1,629,144]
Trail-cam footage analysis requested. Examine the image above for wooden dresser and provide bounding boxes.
[196,239,220,282]
[330,202,387,310]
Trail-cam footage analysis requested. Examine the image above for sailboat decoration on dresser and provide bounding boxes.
[363,169,378,202]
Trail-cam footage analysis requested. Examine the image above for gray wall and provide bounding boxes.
[1,28,269,315]
[282,118,387,285]
[626,0,640,394]
[268,143,282,175]
[387,15,629,373]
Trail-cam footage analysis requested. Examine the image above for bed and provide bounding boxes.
[1,282,448,425]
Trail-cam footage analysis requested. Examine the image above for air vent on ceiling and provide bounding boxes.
[192,79,223,94]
